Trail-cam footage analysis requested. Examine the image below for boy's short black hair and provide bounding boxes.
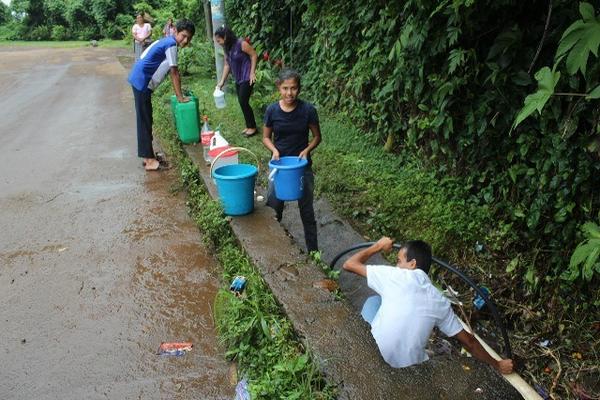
[276,68,301,90]
[176,19,195,36]
[403,240,432,274]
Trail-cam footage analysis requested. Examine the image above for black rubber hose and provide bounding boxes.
[329,242,513,359]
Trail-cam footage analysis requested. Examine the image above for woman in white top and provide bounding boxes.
[163,18,176,37]
[132,13,152,61]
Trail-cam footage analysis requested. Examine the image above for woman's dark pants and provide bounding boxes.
[235,81,256,130]
[267,168,318,252]
[132,86,154,158]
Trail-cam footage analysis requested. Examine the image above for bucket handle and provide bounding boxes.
[268,168,278,181]
[210,146,260,178]
[268,157,306,181]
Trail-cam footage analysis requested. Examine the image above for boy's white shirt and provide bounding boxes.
[366,265,463,368]
[141,40,178,91]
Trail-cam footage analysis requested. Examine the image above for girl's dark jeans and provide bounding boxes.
[235,81,256,130]
[267,167,318,252]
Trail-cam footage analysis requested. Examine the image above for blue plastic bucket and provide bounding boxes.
[268,157,308,201]
[213,164,258,216]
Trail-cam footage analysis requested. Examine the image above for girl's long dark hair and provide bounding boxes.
[214,26,238,53]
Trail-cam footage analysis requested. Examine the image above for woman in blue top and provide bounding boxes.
[128,19,195,171]
[214,27,258,137]
[262,69,322,252]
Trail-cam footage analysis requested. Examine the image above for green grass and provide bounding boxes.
[0,39,129,48]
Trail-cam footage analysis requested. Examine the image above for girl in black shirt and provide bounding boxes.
[262,69,322,252]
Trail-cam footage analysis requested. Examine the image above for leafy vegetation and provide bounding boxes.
[225,0,600,293]
[0,0,206,41]
[222,2,600,396]
[514,3,600,127]
[0,39,128,48]
[567,221,600,282]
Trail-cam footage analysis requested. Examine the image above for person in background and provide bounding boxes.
[214,26,258,137]
[163,18,176,37]
[343,237,514,374]
[128,19,195,171]
[132,13,152,61]
[262,69,321,252]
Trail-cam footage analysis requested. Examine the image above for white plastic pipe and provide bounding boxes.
[458,319,542,400]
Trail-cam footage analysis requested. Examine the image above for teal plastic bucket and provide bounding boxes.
[213,164,258,216]
[268,157,308,201]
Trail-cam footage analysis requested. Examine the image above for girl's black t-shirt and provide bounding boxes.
[263,100,319,162]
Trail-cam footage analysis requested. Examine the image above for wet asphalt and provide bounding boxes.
[0,46,233,399]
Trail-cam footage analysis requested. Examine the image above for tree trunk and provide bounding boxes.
[203,1,213,42]
[383,131,394,152]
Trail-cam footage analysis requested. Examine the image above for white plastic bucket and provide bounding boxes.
[208,146,238,170]
[213,87,226,109]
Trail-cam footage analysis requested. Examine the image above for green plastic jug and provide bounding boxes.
[171,94,200,144]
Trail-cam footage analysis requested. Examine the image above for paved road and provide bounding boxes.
[0,46,233,399]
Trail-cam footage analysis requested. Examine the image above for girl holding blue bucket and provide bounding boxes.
[262,69,322,252]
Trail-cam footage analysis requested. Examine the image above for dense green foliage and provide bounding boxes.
[220,2,600,396]
[568,221,600,282]
[0,0,205,41]
[0,2,9,25]
[224,0,600,304]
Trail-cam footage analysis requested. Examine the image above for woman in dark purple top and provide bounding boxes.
[215,27,258,137]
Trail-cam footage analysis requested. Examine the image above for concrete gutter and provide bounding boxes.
[184,144,524,399]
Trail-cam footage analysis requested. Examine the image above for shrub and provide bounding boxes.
[51,25,68,41]
[114,13,133,38]
[73,26,99,41]
[28,25,51,41]
[101,22,123,40]
[178,40,215,77]
[0,22,24,40]
[250,61,279,113]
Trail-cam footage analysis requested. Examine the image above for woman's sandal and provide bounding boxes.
[142,153,167,166]
[144,157,170,171]
[145,163,170,171]
[244,130,257,138]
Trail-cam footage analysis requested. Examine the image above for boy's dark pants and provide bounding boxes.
[267,168,318,252]
[132,86,154,158]
[235,81,256,130]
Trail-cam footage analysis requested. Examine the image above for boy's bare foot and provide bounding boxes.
[144,158,160,171]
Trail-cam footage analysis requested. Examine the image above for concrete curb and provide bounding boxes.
[184,144,522,400]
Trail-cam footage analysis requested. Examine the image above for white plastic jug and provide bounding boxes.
[210,131,228,151]
[213,87,226,109]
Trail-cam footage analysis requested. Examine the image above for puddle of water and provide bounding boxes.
[69,181,135,199]
[102,148,131,160]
